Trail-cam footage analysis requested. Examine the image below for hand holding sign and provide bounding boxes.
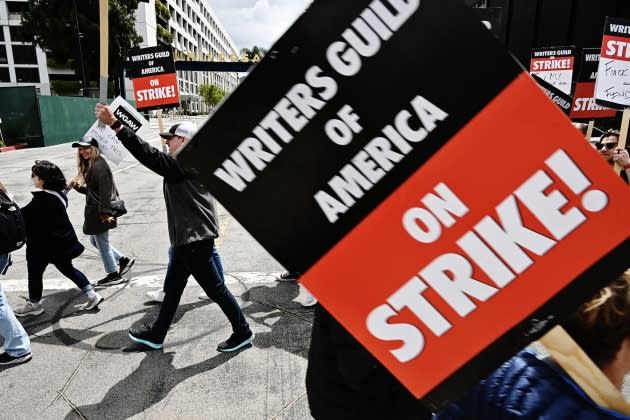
[85,96,149,165]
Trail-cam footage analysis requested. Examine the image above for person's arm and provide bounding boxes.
[69,177,87,194]
[613,148,630,184]
[95,103,185,180]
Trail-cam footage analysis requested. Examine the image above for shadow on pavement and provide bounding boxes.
[66,350,240,420]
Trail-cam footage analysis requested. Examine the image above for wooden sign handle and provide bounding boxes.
[157,110,167,153]
[586,120,595,140]
[539,326,630,414]
[613,108,630,174]
[99,0,108,103]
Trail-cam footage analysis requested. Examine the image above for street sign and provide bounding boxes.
[595,17,630,110]
[570,48,617,120]
[530,46,576,96]
[177,0,630,408]
[127,46,180,111]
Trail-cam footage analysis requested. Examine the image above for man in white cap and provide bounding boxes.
[95,103,254,352]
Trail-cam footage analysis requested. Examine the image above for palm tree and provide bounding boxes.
[240,45,267,62]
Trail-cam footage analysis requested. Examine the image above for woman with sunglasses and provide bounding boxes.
[70,137,134,286]
[14,161,103,317]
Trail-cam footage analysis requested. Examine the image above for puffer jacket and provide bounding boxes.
[434,349,630,420]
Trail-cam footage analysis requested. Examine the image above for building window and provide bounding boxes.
[15,67,40,83]
[12,45,37,65]
[0,45,7,64]
[0,67,10,82]
[9,26,27,43]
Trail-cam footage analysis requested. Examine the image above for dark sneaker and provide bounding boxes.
[118,257,135,276]
[276,271,299,282]
[97,272,125,286]
[0,351,32,366]
[128,324,163,350]
[217,329,255,352]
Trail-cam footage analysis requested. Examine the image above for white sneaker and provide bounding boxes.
[146,289,165,303]
[82,293,104,311]
[14,301,44,317]
[301,294,318,307]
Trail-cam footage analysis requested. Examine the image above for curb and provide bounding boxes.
[0,143,28,152]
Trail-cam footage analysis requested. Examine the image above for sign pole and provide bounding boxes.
[586,120,595,139]
[540,326,630,413]
[99,0,108,103]
[157,110,167,153]
[614,108,630,174]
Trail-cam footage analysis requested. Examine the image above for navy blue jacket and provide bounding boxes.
[435,350,630,420]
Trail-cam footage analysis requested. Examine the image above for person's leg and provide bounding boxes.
[90,232,118,274]
[53,259,103,309]
[15,252,45,316]
[134,246,190,346]
[0,285,31,358]
[26,253,46,302]
[188,241,249,335]
[211,245,224,282]
[199,245,224,300]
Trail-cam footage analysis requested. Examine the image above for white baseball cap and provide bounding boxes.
[159,121,197,140]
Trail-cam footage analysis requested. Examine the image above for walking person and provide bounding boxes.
[0,182,32,366]
[96,104,254,352]
[70,137,134,286]
[14,161,104,317]
[146,244,224,303]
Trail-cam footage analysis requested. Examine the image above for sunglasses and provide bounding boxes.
[594,142,618,150]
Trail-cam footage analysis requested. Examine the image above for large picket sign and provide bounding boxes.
[570,48,617,120]
[127,46,180,111]
[595,17,630,109]
[530,46,576,95]
[177,0,630,407]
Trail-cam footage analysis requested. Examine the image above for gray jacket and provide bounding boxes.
[116,126,218,247]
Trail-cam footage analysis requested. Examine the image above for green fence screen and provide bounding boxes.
[0,87,138,148]
[0,86,42,147]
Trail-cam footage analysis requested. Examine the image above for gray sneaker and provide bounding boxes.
[14,301,44,317]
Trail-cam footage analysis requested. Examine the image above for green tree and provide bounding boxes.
[240,45,267,62]
[21,0,142,96]
[198,83,226,109]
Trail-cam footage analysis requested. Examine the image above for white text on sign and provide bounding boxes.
[366,150,608,363]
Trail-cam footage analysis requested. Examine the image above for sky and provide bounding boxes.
[209,0,312,51]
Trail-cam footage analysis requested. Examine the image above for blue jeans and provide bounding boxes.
[0,253,31,356]
[152,240,248,341]
[167,244,224,281]
[90,231,123,274]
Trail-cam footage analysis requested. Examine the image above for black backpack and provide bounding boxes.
[0,191,26,253]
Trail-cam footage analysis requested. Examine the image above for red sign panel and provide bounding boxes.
[301,73,630,398]
[131,73,180,111]
[570,82,617,120]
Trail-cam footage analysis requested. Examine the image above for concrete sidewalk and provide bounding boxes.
[0,274,315,419]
